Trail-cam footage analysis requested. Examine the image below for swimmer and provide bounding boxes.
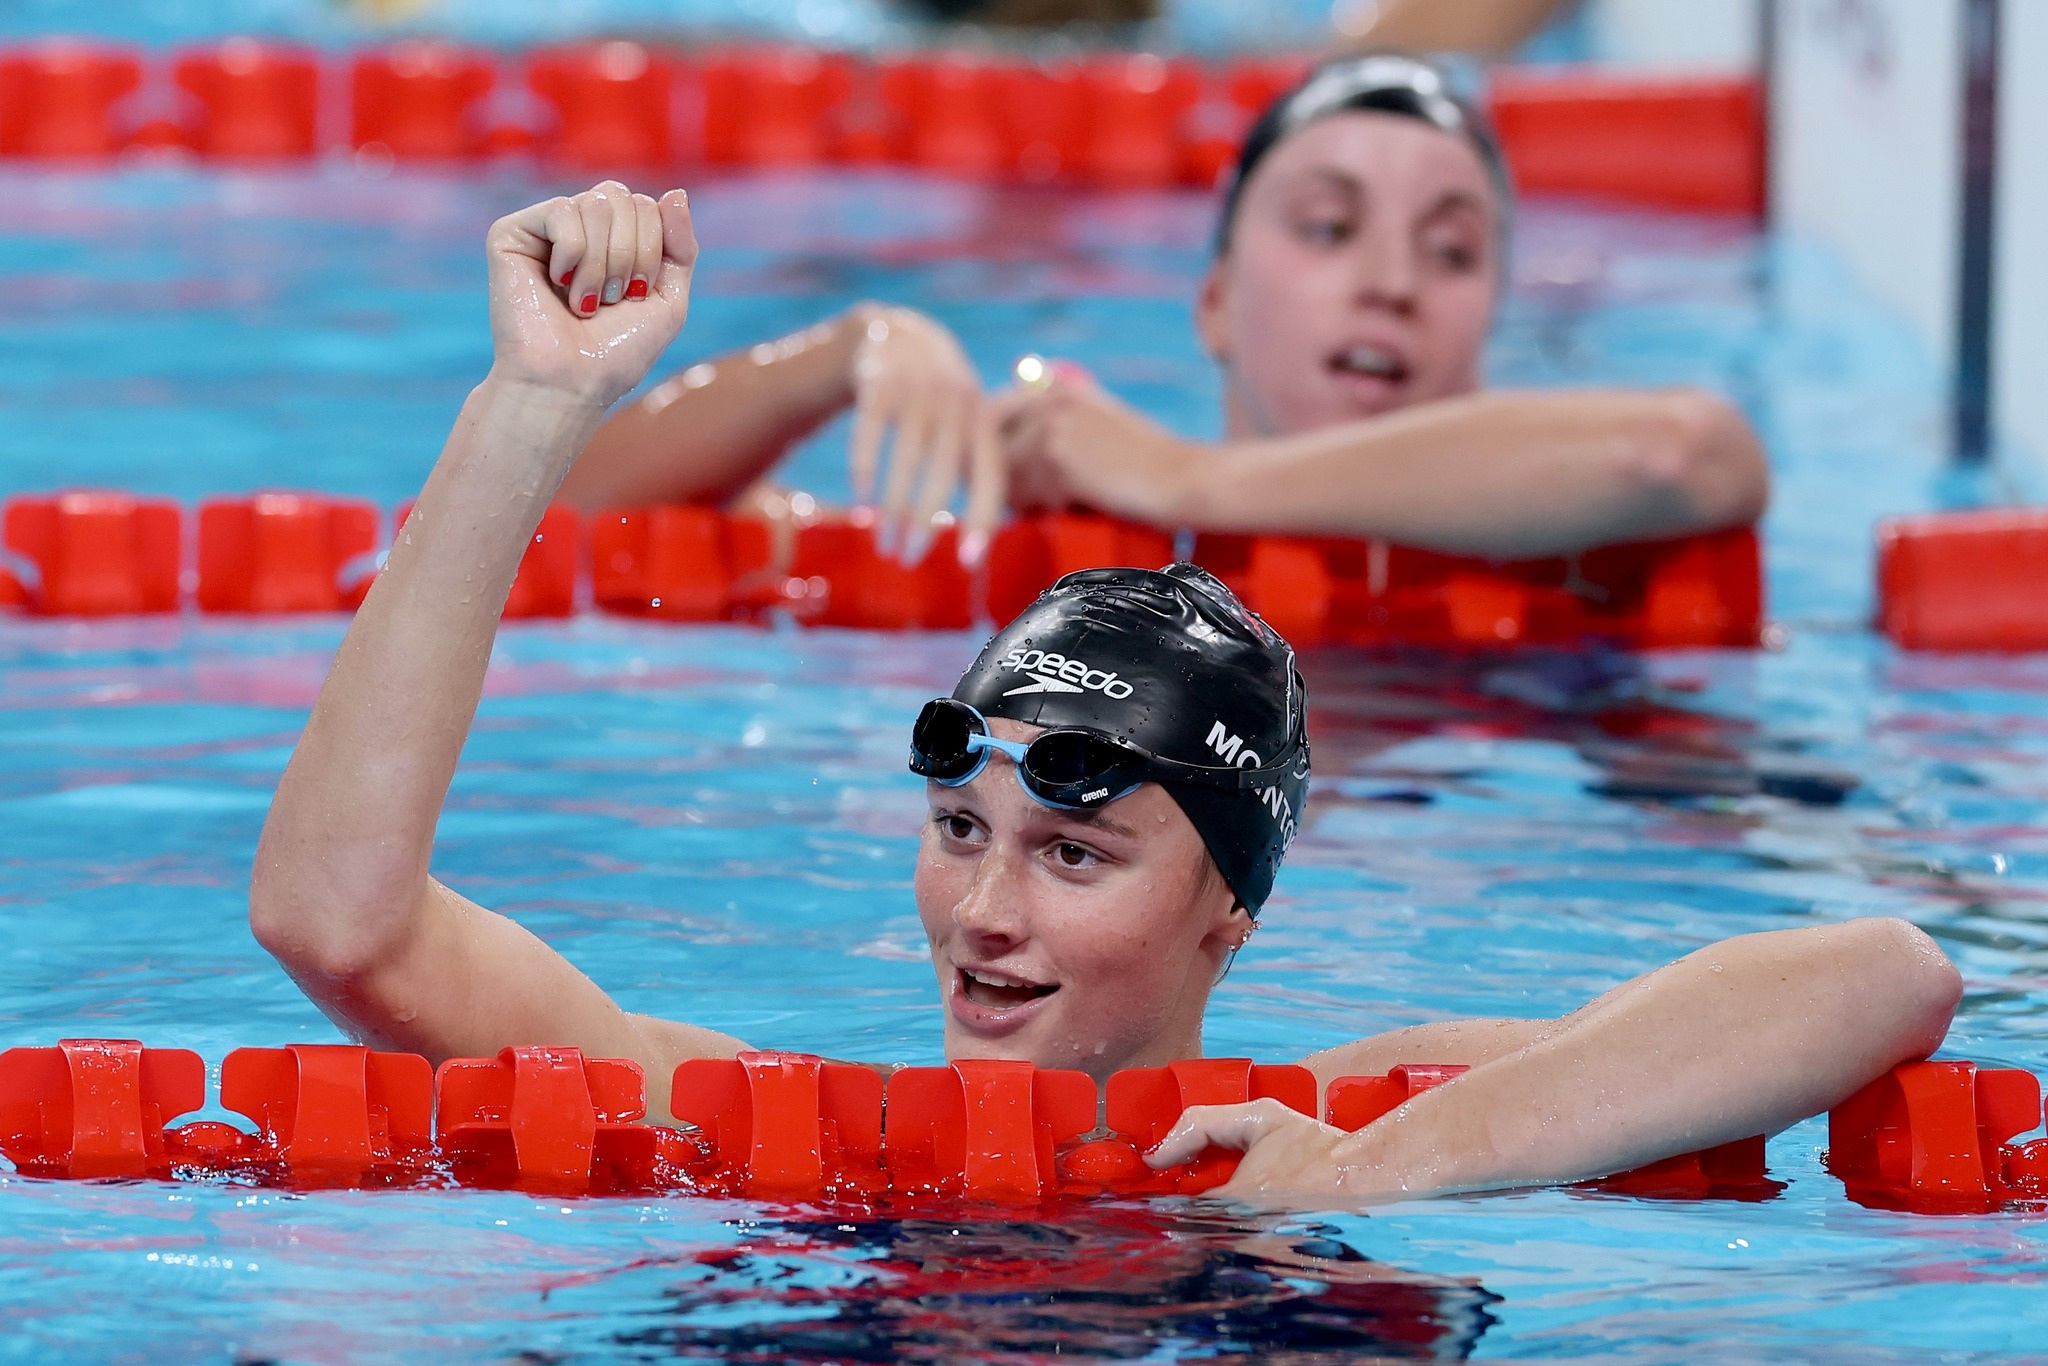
[251,183,1957,1207]
[991,53,1771,558]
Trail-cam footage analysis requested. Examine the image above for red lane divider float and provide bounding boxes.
[703,46,854,167]
[1488,70,1765,215]
[0,492,1764,648]
[529,41,676,169]
[198,493,379,613]
[352,41,496,161]
[437,1046,692,1193]
[0,37,1765,212]
[220,1043,434,1182]
[672,1050,884,1198]
[0,1039,2034,1209]
[1196,525,1763,648]
[0,1040,204,1178]
[174,39,321,160]
[0,39,142,159]
[1827,1059,2048,1213]
[1,492,182,615]
[1877,508,2048,652]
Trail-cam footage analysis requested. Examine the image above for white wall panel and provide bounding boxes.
[1994,0,2048,471]
[1771,0,1963,371]
[1586,0,1760,71]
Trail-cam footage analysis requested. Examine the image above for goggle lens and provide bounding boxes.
[1020,730,1132,795]
[909,699,983,782]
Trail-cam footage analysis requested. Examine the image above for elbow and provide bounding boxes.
[1623,389,1770,532]
[248,838,412,988]
[248,855,341,982]
[1856,917,1963,1060]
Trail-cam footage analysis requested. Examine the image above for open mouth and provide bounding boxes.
[1327,344,1409,385]
[957,967,1059,1011]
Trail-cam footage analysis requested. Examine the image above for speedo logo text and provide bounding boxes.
[1000,649,1135,698]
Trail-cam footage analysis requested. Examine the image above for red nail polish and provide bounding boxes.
[558,269,574,286]
[580,294,598,314]
[626,278,649,300]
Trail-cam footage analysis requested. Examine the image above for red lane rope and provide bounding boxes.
[0,1039,1836,1204]
[0,39,1764,212]
[0,492,1765,647]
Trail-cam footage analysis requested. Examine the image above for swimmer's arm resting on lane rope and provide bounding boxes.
[1154,920,1960,1208]
[1001,378,1769,561]
[559,302,1003,566]
[250,184,746,1125]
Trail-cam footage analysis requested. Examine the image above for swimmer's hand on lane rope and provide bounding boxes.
[1147,1098,1389,1209]
[847,307,1002,568]
[996,357,1203,526]
[485,181,697,410]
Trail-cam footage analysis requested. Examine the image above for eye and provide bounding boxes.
[1052,841,1097,869]
[1420,223,1484,274]
[1294,214,1352,247]
[933,812,983,844]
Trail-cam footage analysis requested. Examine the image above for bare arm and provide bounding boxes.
[562,303,1003,564]
[1333,0,1570,57]
[1161,919,1961,1204]
[249,183,743,1121]
[1004,381,1770,559]
[558,309,866,510]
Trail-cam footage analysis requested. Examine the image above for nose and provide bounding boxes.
[1351,220,1419,316]
[950,839,1030,949]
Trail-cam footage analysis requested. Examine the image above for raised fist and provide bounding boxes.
[484,181,697,408]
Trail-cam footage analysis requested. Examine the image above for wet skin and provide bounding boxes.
[915,718,1253,1083]
[1197,109,1501,438]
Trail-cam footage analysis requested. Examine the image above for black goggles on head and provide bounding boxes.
[908,697,1295,812]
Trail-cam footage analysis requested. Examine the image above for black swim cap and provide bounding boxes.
[1216,53,1513,255]
[949,564,1309,913]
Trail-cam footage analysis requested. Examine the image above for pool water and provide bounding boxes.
[2,164,2046,1361]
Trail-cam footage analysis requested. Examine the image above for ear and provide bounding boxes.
[1194,257,1234,366]
[1198,876,1254,951]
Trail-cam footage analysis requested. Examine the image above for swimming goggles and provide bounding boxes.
[907,697,1295,811]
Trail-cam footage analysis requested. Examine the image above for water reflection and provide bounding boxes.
[1305,645,1856,809]
[610,1206,1496,1362]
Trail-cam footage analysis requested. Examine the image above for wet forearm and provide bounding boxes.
[1334,921,1959,1198]
[252,376,604,964]
[1179,388,1767,558]
[557,307,869,509]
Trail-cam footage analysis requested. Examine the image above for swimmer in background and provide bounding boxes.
[559,54,1768,570]
[250,181,1958,1207]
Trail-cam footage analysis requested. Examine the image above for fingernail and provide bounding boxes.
[602,278,624,305]
[958,530,988,568]
[580,293,598,315]
[626,276,649,300]
[558,269,574,287]
[902,530,930,566]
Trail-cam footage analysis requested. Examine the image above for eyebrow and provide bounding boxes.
[1420,189,1489,221]
[927,791,1143,842]
[1288,166,1364,199]
[1064,807,1142,841]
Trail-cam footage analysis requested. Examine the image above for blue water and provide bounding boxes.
[4,164,2048,1361]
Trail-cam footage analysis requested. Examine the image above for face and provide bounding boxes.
[914,719,1250,1082]
[1198,110,1502,437]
